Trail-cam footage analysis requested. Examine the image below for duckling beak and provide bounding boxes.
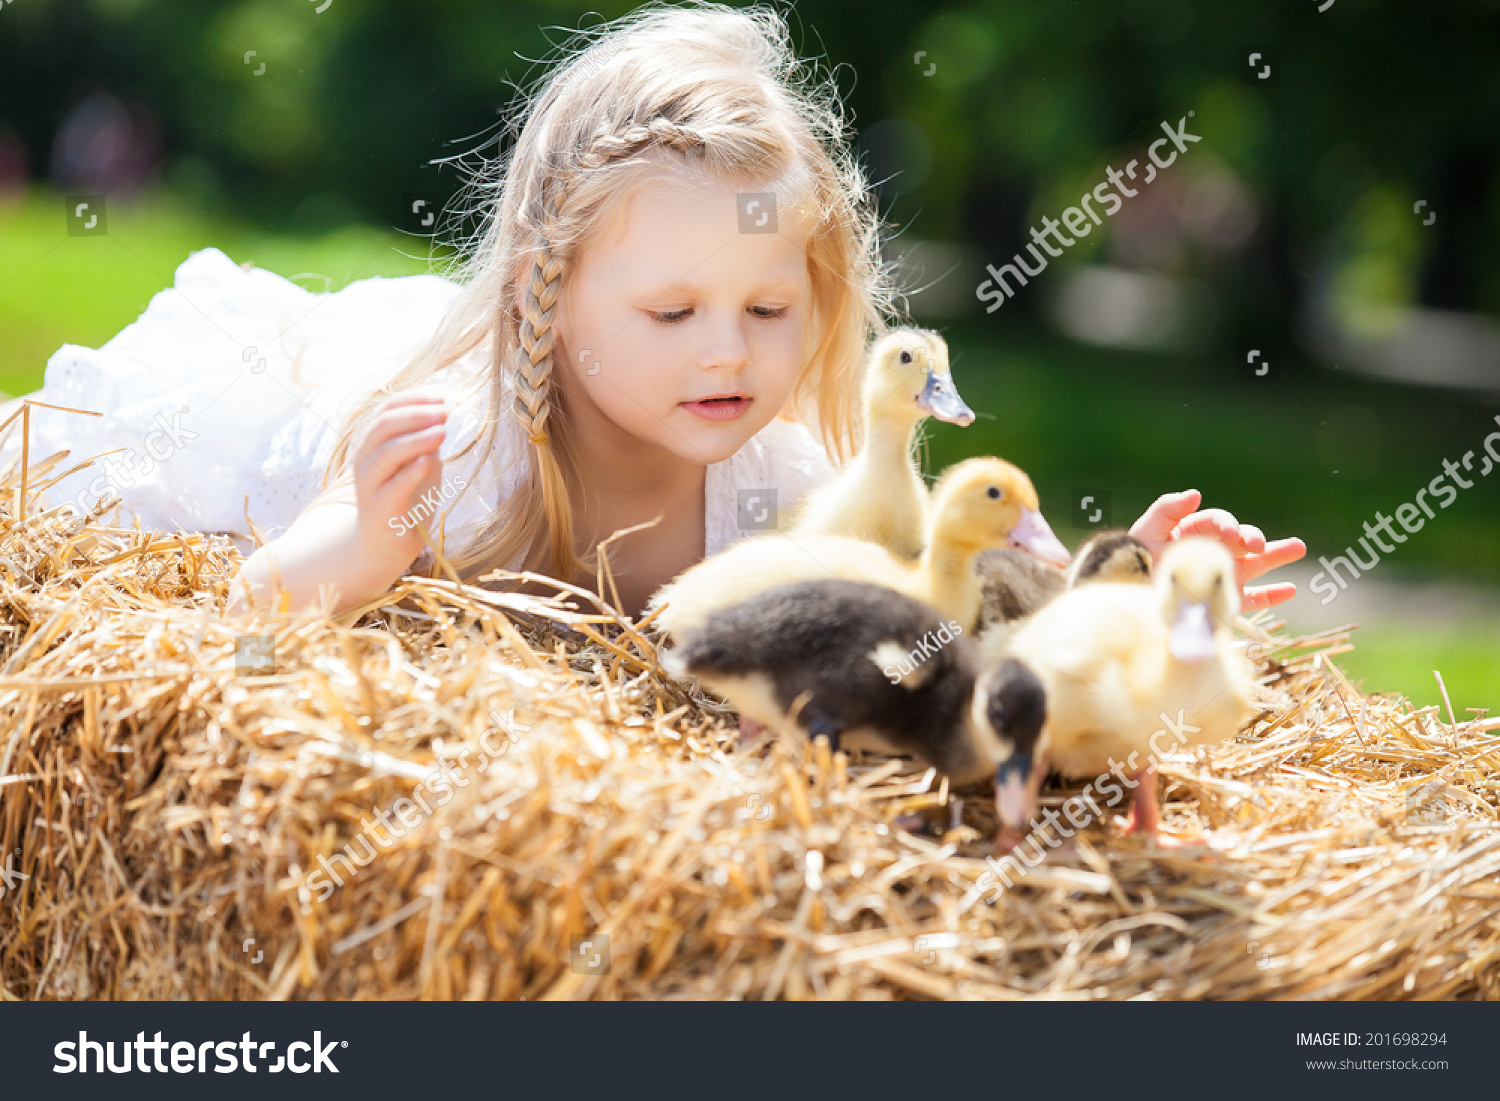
[1169,600,1217,664]
[916,369,975,427]
[1008,508,1072,568]
[994,754,1035,837]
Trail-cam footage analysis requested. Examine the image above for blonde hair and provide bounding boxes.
[319,1,898,586]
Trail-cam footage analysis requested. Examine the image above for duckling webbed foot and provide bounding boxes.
[894,811,930,834]
[738,716,767,745]
[993,825,1028,855]
[803,711,842,753]
[1123,763,1163,837]
[1122,764,1199,849]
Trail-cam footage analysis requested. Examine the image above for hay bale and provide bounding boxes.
[0,450,1496,1000]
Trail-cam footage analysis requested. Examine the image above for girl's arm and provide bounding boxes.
[225,394,451,618]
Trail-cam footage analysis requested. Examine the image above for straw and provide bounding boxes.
[0,458,1496,1000]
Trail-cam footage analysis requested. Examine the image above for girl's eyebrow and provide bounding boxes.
[641,274,805,295]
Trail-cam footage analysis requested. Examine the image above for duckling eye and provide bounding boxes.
[899,351,913,364]
[987,486,1002,500]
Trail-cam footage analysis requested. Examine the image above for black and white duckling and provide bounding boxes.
[662,578,1048,829]
[789,329,973,560]
[975,528,1153,628]
[982,537,1254,850]
[648,456,1071,642]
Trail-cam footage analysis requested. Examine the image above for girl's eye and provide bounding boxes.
[649,306,788,323]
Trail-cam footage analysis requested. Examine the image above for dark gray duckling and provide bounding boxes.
[660,578,1048,800]
[976,528,1152,628]
[975,547,1065,624]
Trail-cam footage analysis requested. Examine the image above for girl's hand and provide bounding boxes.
[352,393,450,563]
[1129,489,1307,610]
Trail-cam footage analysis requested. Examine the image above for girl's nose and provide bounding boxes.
[698,311,752,372]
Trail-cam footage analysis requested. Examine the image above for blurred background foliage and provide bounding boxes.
[1,0,1497,708]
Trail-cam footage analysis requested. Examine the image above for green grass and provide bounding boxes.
[1338,620,1500,718]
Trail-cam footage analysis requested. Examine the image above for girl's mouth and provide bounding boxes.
[682,395,752,422]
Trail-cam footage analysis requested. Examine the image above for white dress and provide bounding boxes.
[0,247,839,576]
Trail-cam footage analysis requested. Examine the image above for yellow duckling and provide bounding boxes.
[983,537,1255,850]
[648,456,1071,642]
[789,328,973,560]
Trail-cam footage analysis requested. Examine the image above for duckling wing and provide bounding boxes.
[667,578,976,750]
[649,536,908,639]
[975,547,1066,625]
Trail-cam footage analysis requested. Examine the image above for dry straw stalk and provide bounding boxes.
[0,439,1496,1000]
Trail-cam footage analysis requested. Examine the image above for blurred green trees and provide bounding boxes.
[4,0,1499,341]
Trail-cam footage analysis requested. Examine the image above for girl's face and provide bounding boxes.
[555,172,810,465]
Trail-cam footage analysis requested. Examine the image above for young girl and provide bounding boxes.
[5,3,1304,621]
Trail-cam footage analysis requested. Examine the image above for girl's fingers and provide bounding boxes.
[359,424,447,490]
[1129,489,1202,549]
[395,452,434,481]
[371,454,439,527]
[1235,537,1308,585]
[1243,581,1298,609]
[1260,535,1307,568]
[358,400,448,456]
[1131,490,1303,599]
[1172,508,1243,548]
[377,391,447,412]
